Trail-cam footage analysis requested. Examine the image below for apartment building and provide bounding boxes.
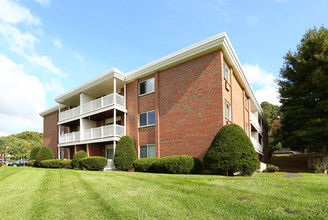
[40,33,269,170]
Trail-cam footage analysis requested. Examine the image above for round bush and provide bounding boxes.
[154,155,201,174]
[30,146,41,160]
[72,150,88,169]
[41,159,61,168]
[203,124,260,176]
[114,136,137,171]
[59,160,72,169]
[133,158,159,172]
[267,164,279,172]
[80,156,107,171]
[35,146,55,167]
[28,160,35,166]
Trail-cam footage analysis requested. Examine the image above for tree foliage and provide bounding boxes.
[278,26,328,152]
[114,136,137,171]
[35,146,54,167]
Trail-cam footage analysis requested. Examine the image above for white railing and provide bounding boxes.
[59,125,125,144]
[59,131,80,144]
[250,113,263,133]
[59,93,125,122]
[251,137,263,154]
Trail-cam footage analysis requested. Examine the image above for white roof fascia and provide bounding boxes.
[39,105,59,117]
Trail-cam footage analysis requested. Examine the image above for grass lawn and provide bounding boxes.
[0,167,327,219]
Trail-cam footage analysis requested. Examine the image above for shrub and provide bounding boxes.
[28,160,35,166]
[59,160,72,169]
[0,162,7,167]
[203,124,260,176]
[35,146,55,167]
[114,136,137,171]
[133,158,159,172]
[154,155,201,174]
[41,159,61,168]
[267,164,279,172]
[72,150,88,169]
[80,157,107,171]
[30,146,41,160]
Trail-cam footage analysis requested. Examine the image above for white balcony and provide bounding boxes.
[59,93,125,122]
[250,113,263,134]
[251,136,263,154]
[58,124,125,144]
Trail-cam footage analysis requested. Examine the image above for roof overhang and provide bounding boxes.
[39,105,59,117]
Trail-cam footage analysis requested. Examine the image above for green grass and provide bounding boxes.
[0,167,327,219]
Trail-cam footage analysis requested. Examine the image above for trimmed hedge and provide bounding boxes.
[203,124,260,176]
[28,160,35,166]
[35,146,55,167]
[41,159,61,168]
[72,150,88,169]
[80,156,107,171]
[59,160,72,169]
[154,155,201,174]
[30,146,41,160]
[133,158,159,172]
[267,164,279,172]
[114,136,137,171]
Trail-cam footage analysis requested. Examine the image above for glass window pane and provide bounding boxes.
[139,81,146,95]
[140,145,147,158]
[146,78,155,93]
[148,145,156,158]
[148,111,155,125]
[140,113,147,126]
[107,149,113,159]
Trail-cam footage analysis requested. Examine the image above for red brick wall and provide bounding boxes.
[43,111,58,158]
[87,143,105,157]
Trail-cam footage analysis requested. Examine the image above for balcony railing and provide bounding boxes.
[251,137,263,154]
[250,113,263,133]
[58,124,125,144]
[59,93,125,122]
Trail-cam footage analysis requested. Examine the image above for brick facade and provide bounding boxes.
[43,111,58,158]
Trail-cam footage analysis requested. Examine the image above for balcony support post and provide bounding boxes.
[114,109,116,137]
[124,112,127,135]
[113,77,116,104]
[124,83,126,108]
[113,141,116,159]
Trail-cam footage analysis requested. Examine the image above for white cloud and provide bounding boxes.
[246,15,259,27]
[243,63,280,105]
[33,0,50,6]
[53,38,62,49]
[0,54,45,134]
[44,78,65,94]
[26,54,65,77]
[0,0,41,25]
[73,53,84,67]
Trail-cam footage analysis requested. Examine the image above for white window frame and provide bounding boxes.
[245,96,249,111]
[139,144,156,158]
[224,100,231,121]
[245,123,249,136]
[139,77,155,96]
[139,110,155,128]
[224,63,230,84]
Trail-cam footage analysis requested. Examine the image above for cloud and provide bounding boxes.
[0,54,45,134]
[44,78,65,95]
[73,53,84,67]
[246,15,259,27]
[0,0,41,25]
[33,0,50,6]
[243,63,280,105]
[53,38,62,49]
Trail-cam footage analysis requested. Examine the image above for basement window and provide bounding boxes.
[139,77,155,96]
[140,144,156,158]
[139,110,155,127]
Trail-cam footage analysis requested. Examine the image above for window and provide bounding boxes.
[139,77,155,96]
[140,144,156,158]
[139,110,155,127]
[224,100,231,121]
[245,123,249,136]
[60,151,64,159]
[224,63,230,84]
[245,96,249,111]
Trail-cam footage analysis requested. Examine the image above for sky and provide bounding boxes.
[0,0,328,136]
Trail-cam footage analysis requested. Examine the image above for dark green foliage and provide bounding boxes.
[114,136,137,171]
[203,124,260,176]
[154,155,201,174]
[34,146,54,167]
[41,159,61,168]
[79,156,107,171]
[29,147,41,160]
[72,150,88,169]
[59,160,72,169]
[133,158,159,172]
[278,26,328,152]
[267,164,279,172]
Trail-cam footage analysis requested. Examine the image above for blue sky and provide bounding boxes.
[0,0,327,136]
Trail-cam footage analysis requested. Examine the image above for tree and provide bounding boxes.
[114,136,137,171]
[260,101,280,125]
[6,137,28,160]
[278,26,328,152]
[203,124,260,176]
[35,146,54,167]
